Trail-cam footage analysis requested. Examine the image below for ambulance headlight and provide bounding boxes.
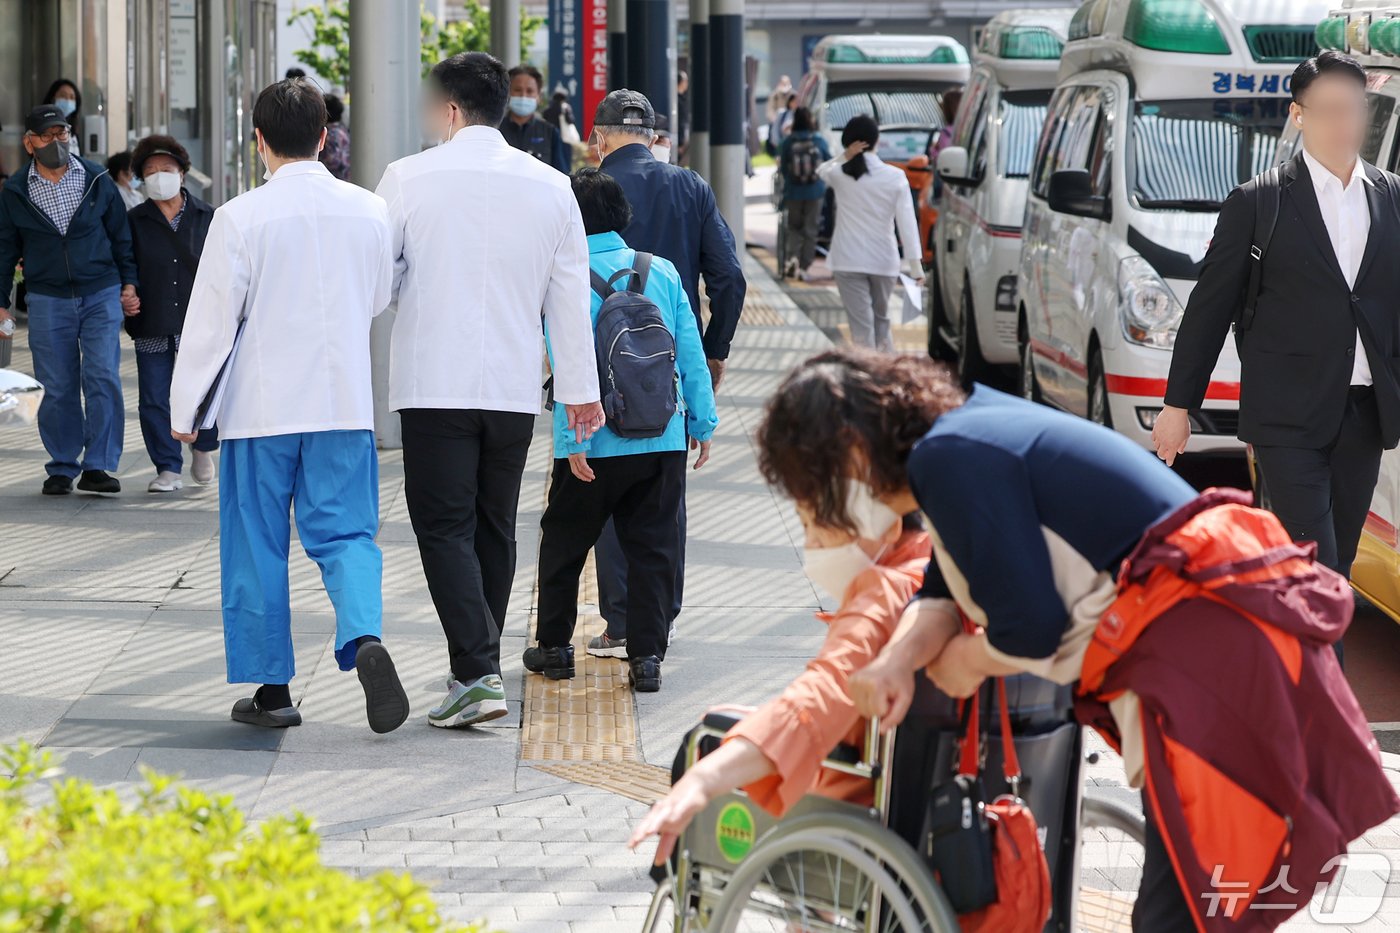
[1119,256,1182,348]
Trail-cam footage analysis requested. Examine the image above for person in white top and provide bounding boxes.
[816,115,923,351]
[170,79,409,734]
[375,52,604,728]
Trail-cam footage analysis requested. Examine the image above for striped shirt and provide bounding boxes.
[27,155,86,235]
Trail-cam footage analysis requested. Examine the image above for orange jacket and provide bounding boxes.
[726,529,931,816]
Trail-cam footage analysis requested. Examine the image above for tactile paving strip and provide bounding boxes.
[534,759,673,805]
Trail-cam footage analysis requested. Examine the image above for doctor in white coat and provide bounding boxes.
[376,52,603,729]
[170,79,409,734]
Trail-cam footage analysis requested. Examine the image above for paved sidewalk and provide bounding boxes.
[2,251,1398,931]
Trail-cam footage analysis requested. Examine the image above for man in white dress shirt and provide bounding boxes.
[376,52,603,728]
[170,79,409,733]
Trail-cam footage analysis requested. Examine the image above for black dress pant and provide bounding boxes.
[400,408,535,682]
[1133,800,1198,932]
[536,451,685,661]
[1254,386,1383,664]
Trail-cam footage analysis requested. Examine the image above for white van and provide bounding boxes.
[794,35,971,171]
[1018,0,1328,454]
[930,9,1073,380]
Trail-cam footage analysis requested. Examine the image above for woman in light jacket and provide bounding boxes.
[817,115,922,351]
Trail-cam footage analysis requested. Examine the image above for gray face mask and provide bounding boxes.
[33,140,67,170]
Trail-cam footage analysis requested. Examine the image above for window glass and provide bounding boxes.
[1362,91,1395,166]
[1032,86,1079,197]
[1130,98,1289,209]
[999,89,1053,179]
[825,82,950,131]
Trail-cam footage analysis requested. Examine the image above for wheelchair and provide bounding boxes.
[642,677,1147,932]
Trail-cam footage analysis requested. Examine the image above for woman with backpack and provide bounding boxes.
[776,106,830,281]
[525,168,718,694]
[817,115,922,351]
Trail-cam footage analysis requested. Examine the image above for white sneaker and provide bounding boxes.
[190,449,216,485]
[428,674,508,728]
[668,622,677,646]
[783,259,798,278]
[148,471,183,493]
[798,268,813,283]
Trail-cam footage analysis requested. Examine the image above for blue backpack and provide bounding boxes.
[591,253,678,439]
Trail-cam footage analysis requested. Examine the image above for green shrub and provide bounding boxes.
[0,743,483,933]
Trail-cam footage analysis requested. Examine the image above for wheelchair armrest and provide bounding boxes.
[701,711,743,734]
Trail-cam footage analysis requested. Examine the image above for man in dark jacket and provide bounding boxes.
[498,65,570,174]
[586,88,747,659]
[0,105,139,495]
[1155,52,1400,663]
[124,134,218,493]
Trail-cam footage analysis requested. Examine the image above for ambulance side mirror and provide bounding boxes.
[1047,169,1110,221]
[936,146,976,187]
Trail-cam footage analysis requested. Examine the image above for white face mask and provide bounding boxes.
[651,144,672,163]
[803,540,875,601]
[844,479,899,540]
[144,171,182,201]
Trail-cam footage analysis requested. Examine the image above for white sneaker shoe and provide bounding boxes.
[668,622,677,646]
[190,449,216,485]
[148,471,183,493]
[797,268,813,283]
[428,674,508,728]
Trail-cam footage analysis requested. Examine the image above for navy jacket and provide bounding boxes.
[599,144,746,360]
[0,158,138,307]
[499,114,571,175]
[125,190,214,339]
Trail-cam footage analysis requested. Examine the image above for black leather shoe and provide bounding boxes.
[42,475,72,496]
[76,470,120,494]
[231,696,302,728]
[628,656,662,693]
[523,644,575,680]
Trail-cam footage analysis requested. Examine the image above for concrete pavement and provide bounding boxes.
[1,243,1398,930]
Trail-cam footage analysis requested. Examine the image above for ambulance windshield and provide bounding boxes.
[1131,98,1289,210]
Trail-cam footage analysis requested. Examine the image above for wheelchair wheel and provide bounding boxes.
[1077,791,1147,933]
[708,811,960,932]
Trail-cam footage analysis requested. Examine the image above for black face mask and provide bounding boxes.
[33,140,67,170]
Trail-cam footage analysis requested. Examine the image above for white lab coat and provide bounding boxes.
[817,153,922,278]
[375,125,598,414]
[170,160,393,439]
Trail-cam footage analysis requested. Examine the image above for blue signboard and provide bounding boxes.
[549,0,585,124]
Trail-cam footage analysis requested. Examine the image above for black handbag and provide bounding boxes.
[921,694,998,914]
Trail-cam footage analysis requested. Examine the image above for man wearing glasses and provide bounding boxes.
[0,104,138,495]
[1156,51,1400,662]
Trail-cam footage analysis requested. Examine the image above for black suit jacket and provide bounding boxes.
[1165,152,1400,449]
[124,190,214,340]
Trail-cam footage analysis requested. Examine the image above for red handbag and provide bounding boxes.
[958,677,1054,933]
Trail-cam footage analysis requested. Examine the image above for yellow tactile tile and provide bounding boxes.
[535,760,673,805]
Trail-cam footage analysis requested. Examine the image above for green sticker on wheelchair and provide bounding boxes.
[715,801,756,862]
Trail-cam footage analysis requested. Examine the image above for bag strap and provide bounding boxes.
[1240,165,1281,334]
[593,253,654,300]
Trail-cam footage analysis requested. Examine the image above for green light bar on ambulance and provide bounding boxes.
[1315,16,1347,51]
[999,27,1065,59]
[1123,0,1230,55]
[1372,17,1400,56]
[824,44,968,65]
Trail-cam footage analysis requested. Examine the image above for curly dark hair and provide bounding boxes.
[757,348,965,532]
[131,134,191,177]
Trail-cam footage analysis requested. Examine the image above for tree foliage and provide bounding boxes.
[287,1,545,94]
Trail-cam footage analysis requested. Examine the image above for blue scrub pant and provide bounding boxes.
[219,429,382,685]
[24,286,124,477]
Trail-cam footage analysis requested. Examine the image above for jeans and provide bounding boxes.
[24,286,124,477]
[833,272,897,351]
[135,337,218,474]
[785,199,822,270]
[399,407,536,683]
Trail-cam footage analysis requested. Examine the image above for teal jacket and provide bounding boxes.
[546,232,718,459]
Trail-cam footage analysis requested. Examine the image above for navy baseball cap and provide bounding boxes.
[24,105,68,135]
[594,89,656,129]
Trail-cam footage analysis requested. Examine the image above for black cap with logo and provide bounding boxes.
[25,105,70,135]
[593,89,656,129]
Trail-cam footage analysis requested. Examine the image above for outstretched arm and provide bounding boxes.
[848,597,960,730]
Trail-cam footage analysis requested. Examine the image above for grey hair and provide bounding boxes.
[598,124,655,142]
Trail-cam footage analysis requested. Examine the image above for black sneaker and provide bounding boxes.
[41,475,72,496]
[628,656,662,693]
[355,641,410,734]
[522,644,575,680]
[76,470,120,494]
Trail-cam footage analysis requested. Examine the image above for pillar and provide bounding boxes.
[624,0,673,122]
[608,0,627,90]
[492,0,522,66]
[350,0,420,449]
[709,0,744,241]
[688,0,709,180]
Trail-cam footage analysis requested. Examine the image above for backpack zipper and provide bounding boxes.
[618,348,675,360]
[607,322,671,360]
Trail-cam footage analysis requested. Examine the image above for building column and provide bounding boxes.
[688,0,709,180]
[608,0,627,90]
[623,0,673,123]
[350,0,420,449]
[492,0,522,66]
[709,0,744,241]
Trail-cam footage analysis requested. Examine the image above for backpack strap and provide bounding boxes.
[1239,165,1281,334]
[590,270,615,303]
[600,252,654,296]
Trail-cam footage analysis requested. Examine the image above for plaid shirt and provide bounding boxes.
[27,154,86,235]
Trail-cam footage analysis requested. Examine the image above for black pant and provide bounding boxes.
[1134,800,1198,932]
[400,408,535,682]
[536,451,685,661]
[596,494,685,639]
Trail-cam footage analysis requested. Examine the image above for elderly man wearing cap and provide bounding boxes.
[122,134,219,493]
[0,104,139,496]
[584,88,747,661]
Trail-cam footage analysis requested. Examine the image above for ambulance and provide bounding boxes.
[1017,0,1327,454]
[1276,1,1400,621]
[930,8,1073,380]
